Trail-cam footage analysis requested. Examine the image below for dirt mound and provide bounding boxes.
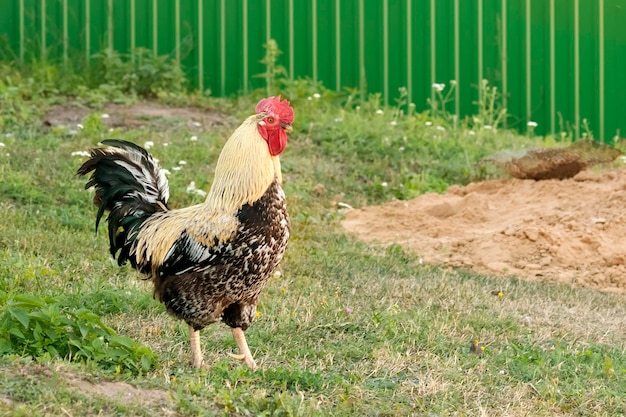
[342,167,626,292]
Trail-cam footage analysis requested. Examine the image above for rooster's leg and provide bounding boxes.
[189,326,204,368]
[228,327,258,370]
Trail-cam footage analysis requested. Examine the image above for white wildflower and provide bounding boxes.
[163,143,169,147]
[186,181,207,197]
[469,130,476,135]
[108,128,114,132]
[355,106,361,111]
[381,182,388,187]
[334,117,343,123]
[376,109,384,115]
[76,124,84,129]
[172,166,182,171]
[144,141,154,149]
[436,126,446,131]
[0,143,5,147]
[178,160,187,165]
[307,96,313,101]
[483,125,493,130]
[398,146,405,152]
[313,93,321,99]
[71,151,90,157]
[390,120,397,126]
[527,121,538,128]
[432,83,445,92]
[101,113,110,119]
[190,135,198,141]
[186,181,197,193]
[192,121,202,127]
[425,121,433,126]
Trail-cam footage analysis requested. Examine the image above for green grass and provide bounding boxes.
[0,63,625,416]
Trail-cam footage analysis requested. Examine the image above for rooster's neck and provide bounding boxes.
[204,116,280,213]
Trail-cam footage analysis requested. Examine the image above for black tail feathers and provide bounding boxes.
[77,139,170,266]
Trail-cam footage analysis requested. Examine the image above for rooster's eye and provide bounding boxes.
[267,117,274,124]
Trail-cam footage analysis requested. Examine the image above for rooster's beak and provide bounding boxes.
[282,123,293,133]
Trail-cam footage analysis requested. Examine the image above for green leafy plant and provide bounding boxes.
[0,294,156,374]
[91,48,187,99]
[255,39,289,97]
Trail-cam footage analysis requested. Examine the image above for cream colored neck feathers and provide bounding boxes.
[204,114,281,213]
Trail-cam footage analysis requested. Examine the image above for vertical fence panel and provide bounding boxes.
[45,0,63,62]
[338,0,359,94]
[457,0,479,118]
[528,0,549,132]
[133,0,153,51]
[480,0,502,88]
[64,0,84,63]
[603,0,626,140]
[362,1,383,99]
[409,0,431,112]
[387,0,407,107]
[578,0,599,137]
[503,0,524,131]
[1,0,625,139]
[316,0,338,91]
[155,0,177,56]
[178,0,198,90]
[246,0,268,90]
[111,0,130,55]
[432,0,453,89]
[0,1,19,60]
[553,2,575,134]
[223,0,243,95]
[21,0,40,61]
[201,0,219,95]
[268,0,290,82]
[87,1,107,55]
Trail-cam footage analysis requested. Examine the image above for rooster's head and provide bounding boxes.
[255,96,294,156]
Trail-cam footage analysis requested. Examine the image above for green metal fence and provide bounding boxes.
[1,0,625,140]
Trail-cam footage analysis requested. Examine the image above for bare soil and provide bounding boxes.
[67,378,173,409]
[44,101,231,130]
[342,167,626,292]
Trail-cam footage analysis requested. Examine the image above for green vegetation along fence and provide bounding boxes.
[1,0,625,140]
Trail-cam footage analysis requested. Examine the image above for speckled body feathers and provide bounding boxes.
[159,179,289,330]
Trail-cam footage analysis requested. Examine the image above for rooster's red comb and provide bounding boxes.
[255,95,294,124]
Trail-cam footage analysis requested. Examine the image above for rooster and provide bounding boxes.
[77,96,294,370]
